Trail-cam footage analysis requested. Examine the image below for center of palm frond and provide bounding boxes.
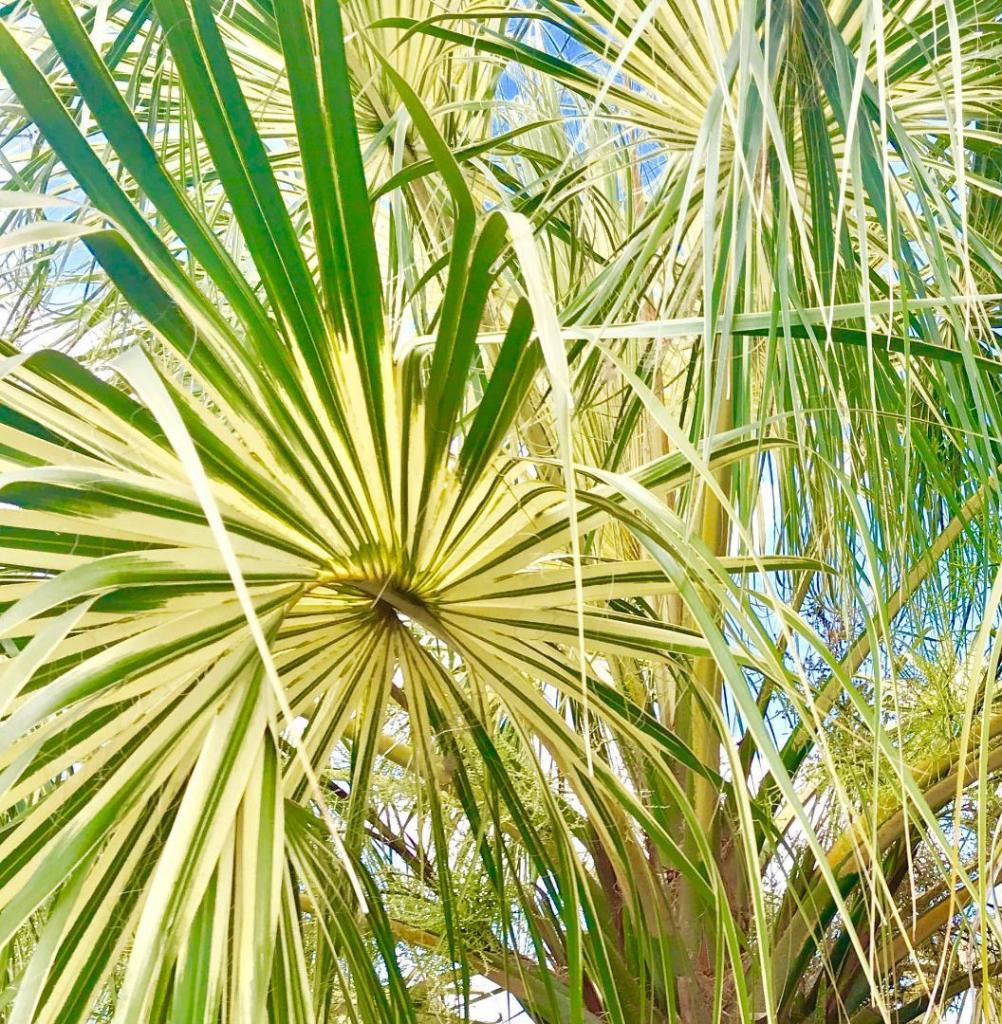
[300,579,431,627]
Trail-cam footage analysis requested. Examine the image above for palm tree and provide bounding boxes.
[0,1,1000,1022]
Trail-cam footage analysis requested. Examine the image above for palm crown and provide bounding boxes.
[0,1,1000,1023]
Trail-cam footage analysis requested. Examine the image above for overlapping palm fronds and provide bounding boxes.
[0,1,1000,1022]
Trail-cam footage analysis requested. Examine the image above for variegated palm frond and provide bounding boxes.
[0,3,786,1020]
